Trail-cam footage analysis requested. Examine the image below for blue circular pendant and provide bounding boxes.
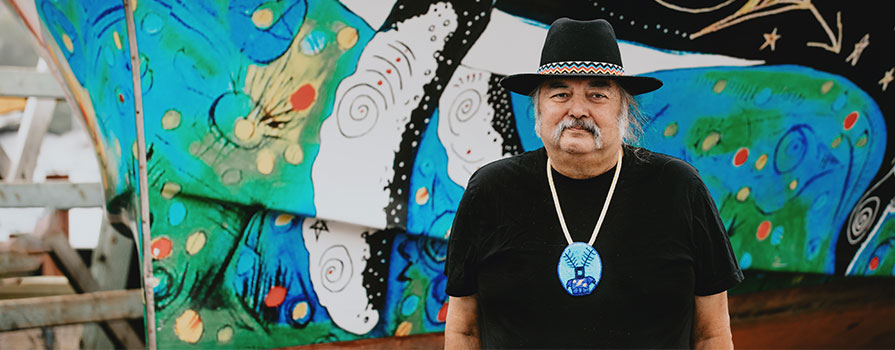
[557,242,602,296]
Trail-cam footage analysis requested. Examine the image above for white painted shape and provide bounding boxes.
[337,0,398,30]
[313,2,458,229]
[438,66,502,188]
[301,219,378,334]
[462,9,764,77]
[461,10,547,76]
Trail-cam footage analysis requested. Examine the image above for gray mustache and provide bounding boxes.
[553,117,602,147]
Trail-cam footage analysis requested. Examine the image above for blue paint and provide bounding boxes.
[740,252,753,270]
[168,202,186,226]
[401,295,420,316]
[771,226,784,246]
[300,30,328,55]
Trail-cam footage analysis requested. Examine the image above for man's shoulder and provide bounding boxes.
[469,148,545,186]
[629,147,701,181]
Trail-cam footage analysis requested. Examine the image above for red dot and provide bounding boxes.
[756,220,772,241]
[290,84,316,112]
[264,286,287,307]
[466,149,471,155]
[395,57,401,62]
[377,80,382,86]
[733,147,749,167]
[118,93,124,103]
[386,69,392,74]
[151,238,172,260]
[869,257,880,271]
[844,111,859,130]
[437,302,449,323]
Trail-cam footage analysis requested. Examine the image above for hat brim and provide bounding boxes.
[500,73,663,96]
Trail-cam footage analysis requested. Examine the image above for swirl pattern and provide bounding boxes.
[848,196,879,244]
[335,84,386,138]
[319,245,354,293]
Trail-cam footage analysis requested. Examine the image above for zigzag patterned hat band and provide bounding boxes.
[537,61,625,76]
[499,18,663,96]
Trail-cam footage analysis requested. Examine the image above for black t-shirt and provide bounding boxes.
[444,146,743,349]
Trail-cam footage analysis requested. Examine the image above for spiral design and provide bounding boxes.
[335,84,386,138]
[318,245,353,292]
[446,89,483,136]
[848,196,879,244]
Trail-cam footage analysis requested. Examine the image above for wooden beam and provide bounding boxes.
[0,289,143,331]
[0,250,43,278]
[83,218,136,349]
[0,145,9,181]
[0,66,65,99]
[0,182,103,208]
[5,59,57,181]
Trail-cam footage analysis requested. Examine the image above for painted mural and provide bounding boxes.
[6,0,894,347]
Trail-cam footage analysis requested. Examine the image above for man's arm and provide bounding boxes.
[445,295,481,350]
[693,291,733,350]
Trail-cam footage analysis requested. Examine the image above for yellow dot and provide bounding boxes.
[131,0,138,12]
[292,302,309,321]
[234,118,255,141]
[113,31,123,50]
[162,110,181,130]
[62,33,74,52]
[274,214,294,226]
[251,8,274,29]
[713,80,727,93]
[175,309,203,343]
[161,182,181,199]
[284,144,303,165]
[415,187,430,205]
[114,139,122,157]
[216,326,233,344]
[132,141,138,159]
[185,231,207,255]
[821,81,834,94]
[701,132,721,152]
[395,321,413,337]
[856,135,868,148]
[831,136,842,148]
[754,154,768,171]
[663,122,678,137]
[256,150,275,175]
[337,26,359,50]
[789,179,798,191]
[736,187,750,202]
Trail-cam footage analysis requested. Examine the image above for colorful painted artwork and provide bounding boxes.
[6,0,894,347]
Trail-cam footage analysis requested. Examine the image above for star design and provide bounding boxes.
[845,33,870,66]
[760,27,781,51]
[880,68,894,92]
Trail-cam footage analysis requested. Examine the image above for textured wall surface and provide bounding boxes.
[7,0,894,347]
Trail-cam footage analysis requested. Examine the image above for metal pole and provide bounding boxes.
[122,0,156,348]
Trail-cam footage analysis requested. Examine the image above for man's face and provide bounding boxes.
[536,77,624,156]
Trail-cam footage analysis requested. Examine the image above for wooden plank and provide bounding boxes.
[5,59,57,181]
[83,217,136,349]
[0,276,74,299]
[0,289,143,331]
[0,96,27,114]
[0,182,103,208]
[0,145,9,181]
[289,332,445,350]
[0,250,43,278]
[0,66,65,99]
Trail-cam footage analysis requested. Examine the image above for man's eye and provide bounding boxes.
[591,93,606,99]
[552,93,568,98]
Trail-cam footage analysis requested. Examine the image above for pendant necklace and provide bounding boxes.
[547,149,622,296]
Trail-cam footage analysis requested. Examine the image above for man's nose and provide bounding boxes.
[567,95,589,119]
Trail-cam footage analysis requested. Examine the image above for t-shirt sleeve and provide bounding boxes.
[684,166,745,296]
[444,171,492,297]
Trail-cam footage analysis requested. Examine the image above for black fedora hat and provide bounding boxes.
[500,18,662,96]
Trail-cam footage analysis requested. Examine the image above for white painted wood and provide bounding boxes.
[0,145,10,180]
[0,182,103,208]
[5,59,57,181]
[0,66,65,99]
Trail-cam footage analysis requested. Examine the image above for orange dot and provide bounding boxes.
[290,84,316,112]
[844,111,859,130]
[437,302,449,323]
[733,147,749,167]
[869,257,879,271]
[756,221,772,241]
[264,286,287,307]
[151,237,173,259]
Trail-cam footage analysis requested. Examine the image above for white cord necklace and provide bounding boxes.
[548,148,622,296]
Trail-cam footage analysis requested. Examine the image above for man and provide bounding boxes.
[443,18,743,349]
